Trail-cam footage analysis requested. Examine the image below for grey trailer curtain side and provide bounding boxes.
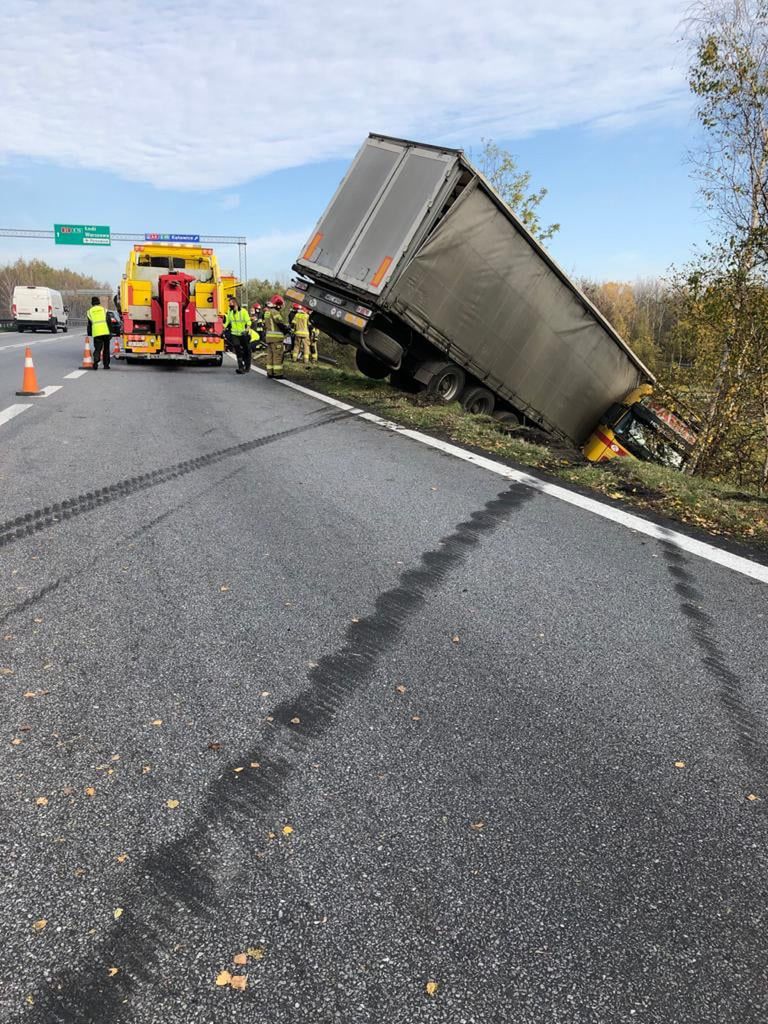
[388,182,648,445]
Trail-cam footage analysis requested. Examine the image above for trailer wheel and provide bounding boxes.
[426,364,465,403]
[461,386,495,416]
[493,409,520,427]
[355,349,390,379]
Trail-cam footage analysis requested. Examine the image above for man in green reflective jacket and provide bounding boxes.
[86,296,111,370]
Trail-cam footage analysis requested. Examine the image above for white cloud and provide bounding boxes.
[0,0,690,190]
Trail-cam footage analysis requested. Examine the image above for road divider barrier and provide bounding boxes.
[15,347,44,397]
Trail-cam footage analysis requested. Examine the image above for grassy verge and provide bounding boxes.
[271,358,768,553]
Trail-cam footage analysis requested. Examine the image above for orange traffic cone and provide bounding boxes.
[16,347,44,397]
[112,336,121,360]
[81,339,94,369]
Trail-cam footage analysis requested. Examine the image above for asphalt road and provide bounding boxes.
[1,332,766,1023]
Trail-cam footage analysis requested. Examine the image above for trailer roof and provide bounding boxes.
[368,133,655,383]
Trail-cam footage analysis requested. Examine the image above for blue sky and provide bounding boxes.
[0,0,706,288]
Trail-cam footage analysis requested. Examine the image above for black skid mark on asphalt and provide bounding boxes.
[25,484,534,1023]
[661,540,768,776]
[0,466,248,627]
[0,410,352,551]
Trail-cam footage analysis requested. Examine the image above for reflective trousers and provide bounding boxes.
[293,333,310,362]
[266,336,284,378]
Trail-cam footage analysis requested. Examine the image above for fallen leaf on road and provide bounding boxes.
[674,761,686,769]
[261,689,271,696]
[411,716,421,721]
[74,867,86,877]
[247,946,266,960]
[150,719,163,727]
[23,691,37,698]
[351,617,360,623]
[33,617,43,624]
[107,967,119,977]
[215,971,232,987]
[166,799,179,809]
[747,793,761,801]
[142,765,151,774]
[85,787,96,798]
[113,908,123,920]
[233,767,244,773]
[32,919,47,932]
[0,667,13,676]
[219,585,230,593]
[20,725,31,732]
[233,953,247,966]
[207,742,221,751]
[43,663,53,671]
[395,685,407,694]
[11,738,22,746]
[230,975,247,991]
[35,797,48,807]
[250,762,261,769]
[62,786,74,796]
[116,853,129,863]
[451,635,460,644]
[25,995,34,1005]
[282,824,294,836]
[470,821,485,831]
[266,716,274,723]
[3,635,14,641]
[426,980,439,996]
[290,717,300,725]
[267,831,276,840]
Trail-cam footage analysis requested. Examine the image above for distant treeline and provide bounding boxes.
[0,258,112,319]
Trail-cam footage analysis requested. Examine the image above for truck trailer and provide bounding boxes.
[288,134,694,465]
[118,243,237,364]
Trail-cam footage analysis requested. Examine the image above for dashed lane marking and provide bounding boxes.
[0,404,32,427]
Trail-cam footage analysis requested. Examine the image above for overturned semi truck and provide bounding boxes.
[287,134,695,465]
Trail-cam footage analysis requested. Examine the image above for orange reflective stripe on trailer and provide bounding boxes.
[302,232,324,261]
[370,257,393,288]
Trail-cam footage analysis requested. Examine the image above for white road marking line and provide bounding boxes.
[0,335,81,353]
[63,370,87,379]
[232,356,768,584]
[0,404,32,427]
[40,385,63,397]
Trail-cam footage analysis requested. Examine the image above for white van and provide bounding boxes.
[12,286,68,333]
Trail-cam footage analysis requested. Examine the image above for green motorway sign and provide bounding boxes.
[54,224,111,246]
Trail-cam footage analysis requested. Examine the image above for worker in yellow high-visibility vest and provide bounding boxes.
[292,307,311,363]
[86,296,112,370]
[224,296,252,374]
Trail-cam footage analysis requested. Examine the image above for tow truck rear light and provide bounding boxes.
[48,305,52,316]
[12,304,16,315]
